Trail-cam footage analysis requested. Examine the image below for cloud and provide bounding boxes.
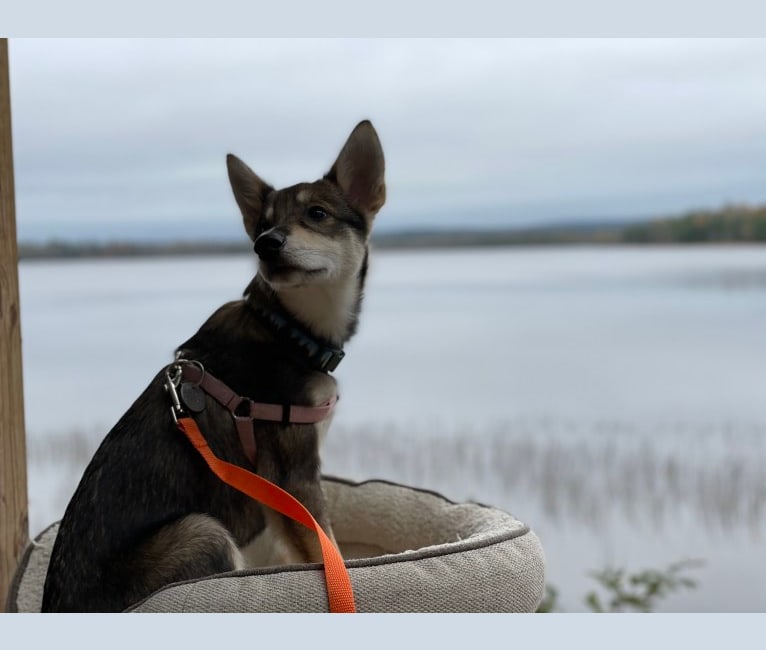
[9,38,766,240]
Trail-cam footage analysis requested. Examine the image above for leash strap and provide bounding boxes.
[175,416,356,614]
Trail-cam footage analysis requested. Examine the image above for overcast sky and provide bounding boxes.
[8,38,766,242]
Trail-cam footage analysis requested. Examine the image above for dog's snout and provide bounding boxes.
[254,229,287,260]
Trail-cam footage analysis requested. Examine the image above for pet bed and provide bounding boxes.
[7,477,545,613]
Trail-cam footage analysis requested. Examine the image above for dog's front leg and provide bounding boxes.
[240,476,336,568]
[237,417,338,567]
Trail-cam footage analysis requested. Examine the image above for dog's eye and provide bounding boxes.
[307,206,328,222]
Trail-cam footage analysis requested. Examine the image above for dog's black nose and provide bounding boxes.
[254,230,286,260]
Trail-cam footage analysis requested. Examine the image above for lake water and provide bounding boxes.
[16,245,766,612]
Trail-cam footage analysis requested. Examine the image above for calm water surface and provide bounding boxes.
[17,245,766,611]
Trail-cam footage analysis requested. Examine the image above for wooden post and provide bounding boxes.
[0,37,29,612]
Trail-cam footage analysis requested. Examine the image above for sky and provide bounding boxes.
[7,38,766,242]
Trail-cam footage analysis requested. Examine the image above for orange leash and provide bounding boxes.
[175,416,356,613]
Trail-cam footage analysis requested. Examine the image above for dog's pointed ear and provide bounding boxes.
[227,154,274,241]
[326,120,386,221]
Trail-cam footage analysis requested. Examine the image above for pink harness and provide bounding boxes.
[166,360,337,467]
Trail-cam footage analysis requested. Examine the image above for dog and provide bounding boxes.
[41,120,386,612]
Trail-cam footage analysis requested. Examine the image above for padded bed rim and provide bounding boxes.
[126,476,530,611]
[6,476,539,613]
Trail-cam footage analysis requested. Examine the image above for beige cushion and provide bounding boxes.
[7,477,545,613]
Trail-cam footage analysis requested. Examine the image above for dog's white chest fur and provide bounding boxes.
[307,372,338,446]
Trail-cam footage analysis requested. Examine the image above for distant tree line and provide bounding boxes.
[19,239,250,260]
[18,203,766,260]
[623,203,766,243]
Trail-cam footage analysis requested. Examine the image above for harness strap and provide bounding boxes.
[181,363,337,424]
[179,362,337,467]
[175,416,356,613]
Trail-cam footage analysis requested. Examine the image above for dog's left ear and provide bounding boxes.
[326,120,386,221]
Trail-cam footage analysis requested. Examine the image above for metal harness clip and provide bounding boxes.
[164,364,185,423]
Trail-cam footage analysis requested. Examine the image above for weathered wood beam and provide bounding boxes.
[0,37,29,612]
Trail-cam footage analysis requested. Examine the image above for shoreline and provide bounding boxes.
[18,235,766,262]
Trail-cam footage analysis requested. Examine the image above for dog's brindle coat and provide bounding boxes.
[41,121,385,612]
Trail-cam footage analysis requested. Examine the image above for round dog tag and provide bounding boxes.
[180,382,207,413]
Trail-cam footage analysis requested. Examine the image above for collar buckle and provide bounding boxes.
[318,349,345,373]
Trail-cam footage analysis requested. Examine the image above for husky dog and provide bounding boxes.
[41,120,385,612]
